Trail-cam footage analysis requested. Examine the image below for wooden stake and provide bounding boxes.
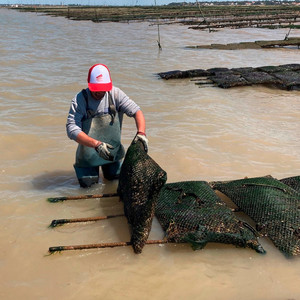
[49,214,124,228]
[48,239,168,253]
[47,193,119,203]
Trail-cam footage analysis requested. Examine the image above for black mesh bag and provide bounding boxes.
[117,139,167,254]
[211,176,300,257]
[280,175,300,194]
[155,181,265,254]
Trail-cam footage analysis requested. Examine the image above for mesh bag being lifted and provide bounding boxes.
[155,181,265,253]
[117,139,167,254]
[211,176,300,257]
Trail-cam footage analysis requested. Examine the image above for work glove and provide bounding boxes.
[95,142,114,161]
[134,132,148,153]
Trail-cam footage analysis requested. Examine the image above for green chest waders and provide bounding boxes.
[74,91,125,187]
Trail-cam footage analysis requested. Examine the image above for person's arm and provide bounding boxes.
[76,131,101,148]
[134,110,146,134]
[76,132,114,161]
[112,87,148,151]
[134,110,148,152]
[67,92,114,161]
[66,92,88,142]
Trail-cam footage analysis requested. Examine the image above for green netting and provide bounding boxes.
[210,176,300,257]
[117,140,167,254]
[155,181,265,254]
[280,175,300,194]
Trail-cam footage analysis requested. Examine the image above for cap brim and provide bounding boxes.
[88,82,112,92]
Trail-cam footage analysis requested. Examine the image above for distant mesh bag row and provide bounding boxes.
[157,64,300,90]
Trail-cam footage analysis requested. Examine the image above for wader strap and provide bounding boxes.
[81,89,94,119]
[82,89,88,103]
[81,89,116,124]
[108,92,116,125]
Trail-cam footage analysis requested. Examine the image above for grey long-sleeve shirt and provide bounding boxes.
[66,86,140,141]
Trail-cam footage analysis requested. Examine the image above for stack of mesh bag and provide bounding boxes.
[118,139,167,254]
[155,181,266,254]
[210,176,300,257]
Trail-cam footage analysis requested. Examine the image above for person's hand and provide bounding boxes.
[134,132,148,152]
[95,142,114,161]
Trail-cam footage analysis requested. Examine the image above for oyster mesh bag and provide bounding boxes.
[155,181,265,254]
[117,140,167,254]
[280,175,300,194]
[211,176,300,257]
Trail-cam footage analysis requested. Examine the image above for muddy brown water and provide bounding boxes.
[0,8,299,300]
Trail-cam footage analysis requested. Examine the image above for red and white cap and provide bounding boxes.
[87,64,112,92]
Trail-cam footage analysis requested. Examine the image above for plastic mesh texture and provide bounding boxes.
[155,181,265,254]
[280,175,300,194]
[117,140,167,254]
[210,176,300,257]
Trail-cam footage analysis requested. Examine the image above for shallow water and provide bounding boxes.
[0,8,300,300]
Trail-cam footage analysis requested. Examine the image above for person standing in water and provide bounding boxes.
[66,64,148,187]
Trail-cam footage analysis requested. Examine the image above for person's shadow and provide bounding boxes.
[32,170,78,191]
